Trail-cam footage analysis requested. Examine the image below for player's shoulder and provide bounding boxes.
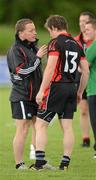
[48,38,58,51]
[48,38,57,45]
[74,34,80,41]
[74,33,84,49]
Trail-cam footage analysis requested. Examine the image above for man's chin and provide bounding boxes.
[31,38,36,42]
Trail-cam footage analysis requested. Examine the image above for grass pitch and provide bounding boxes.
[0,87,96,180]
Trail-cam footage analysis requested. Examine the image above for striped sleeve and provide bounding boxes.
[13,47,41,78]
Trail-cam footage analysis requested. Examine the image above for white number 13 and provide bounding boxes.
[64,50,78,73]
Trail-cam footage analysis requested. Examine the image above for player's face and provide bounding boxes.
[79,15,90,33]
[85,23,96,41]
[19,23,37,42]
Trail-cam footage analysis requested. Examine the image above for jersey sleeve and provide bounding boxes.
[48,39,60,57]
[86,41,96,64]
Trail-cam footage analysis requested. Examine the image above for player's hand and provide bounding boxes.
[36,45,47,59]
[36,90,44,106]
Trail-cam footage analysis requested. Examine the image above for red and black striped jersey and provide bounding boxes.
[47,33,85,83]
[74,33,92,51]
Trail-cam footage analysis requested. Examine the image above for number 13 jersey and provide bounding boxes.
[48,32,85,83]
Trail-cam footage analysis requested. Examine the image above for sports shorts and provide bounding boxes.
[11,101,38,120]
[37,82,77,123]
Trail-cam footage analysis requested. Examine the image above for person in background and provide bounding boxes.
[74,11,95,147]
[7,18,47,169]
[85,19,96,158]
[29,15,89,171]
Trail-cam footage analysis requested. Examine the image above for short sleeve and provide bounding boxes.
[48,39,60,56]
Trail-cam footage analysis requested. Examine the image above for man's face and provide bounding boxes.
[19,23,37,42]
[79,15,90,33]
[85,23,95,41]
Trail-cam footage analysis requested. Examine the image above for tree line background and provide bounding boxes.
[0,0,96,54]
[0,0,96,32]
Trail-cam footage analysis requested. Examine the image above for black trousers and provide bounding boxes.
[88,95,96,141]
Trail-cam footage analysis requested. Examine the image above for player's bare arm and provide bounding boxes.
[36,55,58,105]
[77,59,89,103]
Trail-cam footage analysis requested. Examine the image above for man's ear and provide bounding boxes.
[19,31,25,40]
[52,26,57,31]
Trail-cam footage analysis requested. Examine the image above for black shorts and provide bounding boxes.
[11,101,38,120]
[37,109,74,123]
[37,82,77,123]
[87,95,96,137]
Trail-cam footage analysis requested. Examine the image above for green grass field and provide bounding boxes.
[0,87,96,180]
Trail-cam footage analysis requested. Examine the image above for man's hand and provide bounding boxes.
[36,45,47,59]
[36,90,44,106]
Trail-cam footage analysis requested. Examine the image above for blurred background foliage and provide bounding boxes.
[0,0,96,54]
[0,0,96,31]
